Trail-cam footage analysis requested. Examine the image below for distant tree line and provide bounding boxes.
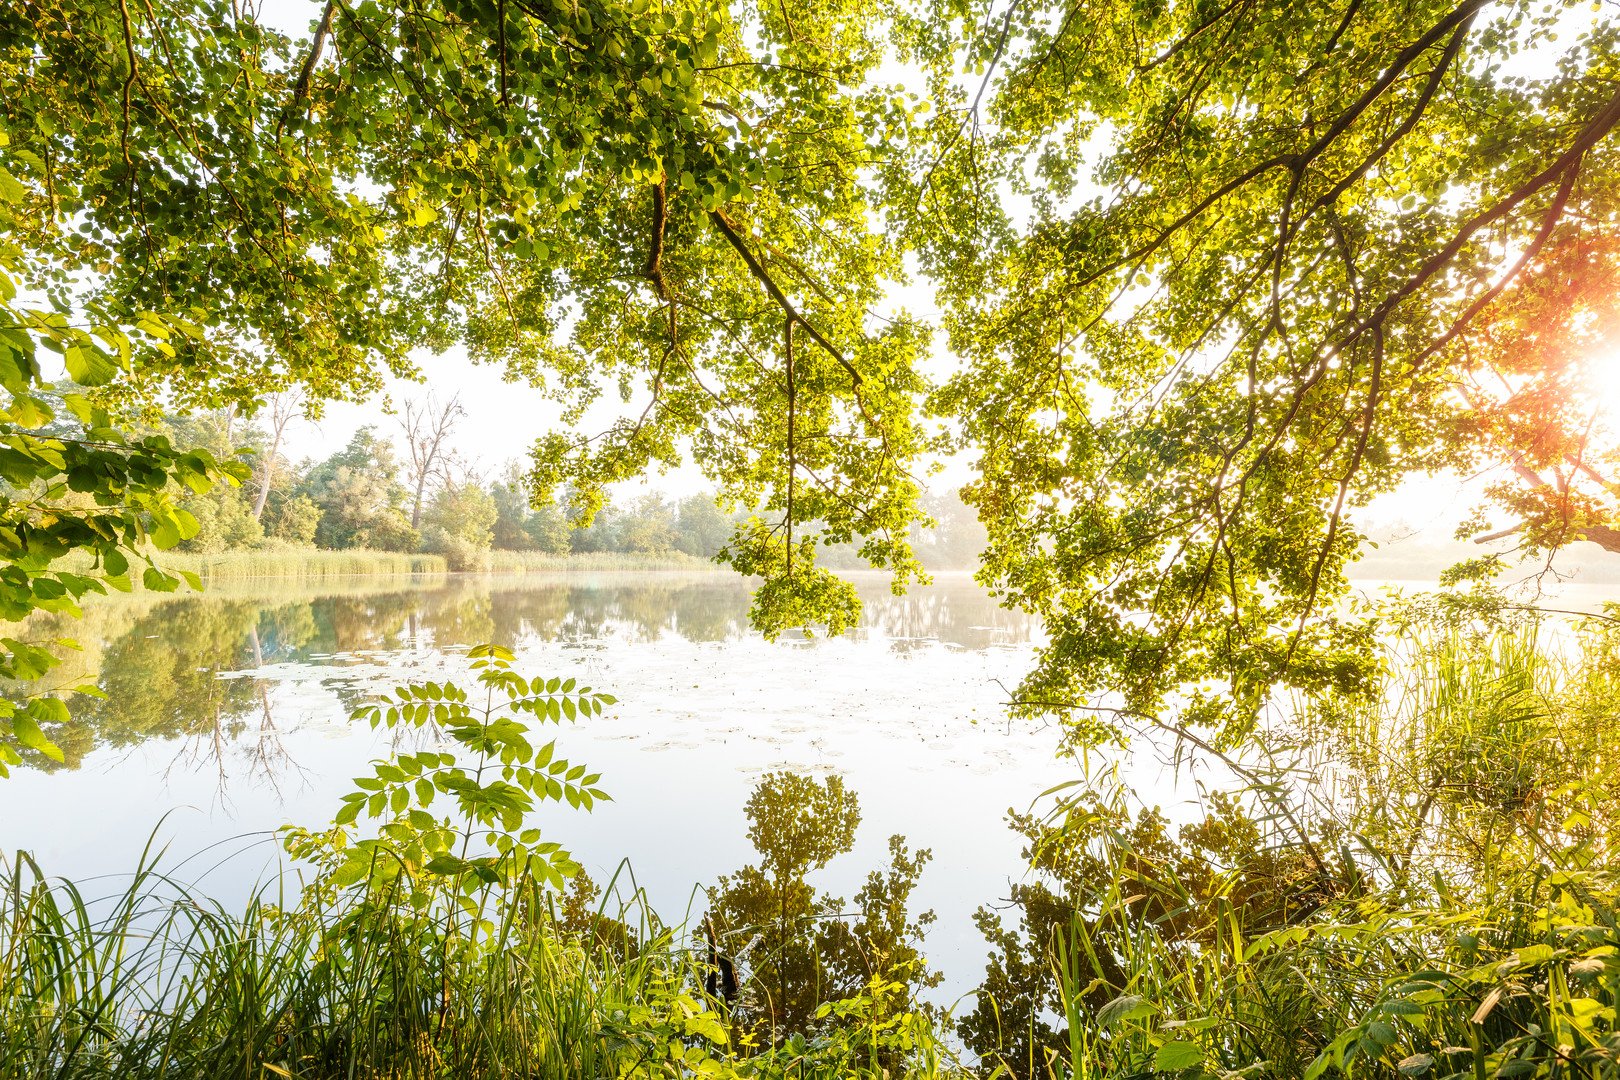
[133,404,986,572]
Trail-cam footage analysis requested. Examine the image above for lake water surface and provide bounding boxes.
[6,569,1613,1010]
[0,570,1074,1007]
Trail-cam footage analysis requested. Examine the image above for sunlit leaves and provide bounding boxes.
[906,0,1620,741]
[306,643,612,904]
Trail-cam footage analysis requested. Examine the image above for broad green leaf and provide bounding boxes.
[1154,1041,1203,1071]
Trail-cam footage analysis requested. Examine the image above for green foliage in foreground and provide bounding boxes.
[961,604,1620,1080]
[0,851,945,1080]
[0,645,953,1079]
[5,611,1620,1080]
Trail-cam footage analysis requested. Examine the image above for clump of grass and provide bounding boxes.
[0,854,951,1080]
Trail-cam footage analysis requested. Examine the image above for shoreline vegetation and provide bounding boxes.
[52,547,724,585]
[3,616,1617,1079]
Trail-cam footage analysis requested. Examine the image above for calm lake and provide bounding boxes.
[0,570,1077,1007]
[6,568,1613,1010]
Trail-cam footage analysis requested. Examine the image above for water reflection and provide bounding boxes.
[697,772,939,1052]
[3,572,1032,774]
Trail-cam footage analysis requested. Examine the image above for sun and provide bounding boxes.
[1584,350,1620,419]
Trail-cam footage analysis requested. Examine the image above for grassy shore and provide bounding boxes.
[0,853,944,1080]
[51,547,720,584]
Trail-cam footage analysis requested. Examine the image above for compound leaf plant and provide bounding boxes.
[283,644,614,925]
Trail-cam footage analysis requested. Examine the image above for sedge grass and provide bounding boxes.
[0,846,954,1080]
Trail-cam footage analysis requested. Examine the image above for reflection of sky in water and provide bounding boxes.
[14,572,1608,1007]
[0,571,1066,1006]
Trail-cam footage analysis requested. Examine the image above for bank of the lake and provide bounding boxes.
[51,546,721,585]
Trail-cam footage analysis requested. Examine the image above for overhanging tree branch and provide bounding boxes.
[708,210,863,388]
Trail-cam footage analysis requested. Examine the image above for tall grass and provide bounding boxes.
[966,602,1620,1079]
[0,850,956,1079]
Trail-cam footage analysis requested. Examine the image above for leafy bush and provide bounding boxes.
[420,525,491,571]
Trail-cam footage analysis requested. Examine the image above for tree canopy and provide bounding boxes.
[905,0,1620,735]
[2,0,1618,748]
[1,0,941,636]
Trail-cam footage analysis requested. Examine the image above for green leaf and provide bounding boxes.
[63,342,118,386]
[9,711,64,762]
[1396,1053,1434,1076]
[1096,994,1154,1026]
[142,567,179,592]
[1514,944,1558,966]
[1154,1041,1203,1071]
[425,854,466,875]
[1365,1021,1397,1046]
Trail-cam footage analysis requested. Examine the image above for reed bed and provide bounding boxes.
[51,548,718,583]
[0,849,947,1080]
[52,548,449,582]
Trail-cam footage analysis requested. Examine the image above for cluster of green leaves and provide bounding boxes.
[1,0,949,638]
[897,0,1620,743]
[1308,879,1619,1079]
[0,141,249,774]
[0,0,435,410]
[284,644,613,920]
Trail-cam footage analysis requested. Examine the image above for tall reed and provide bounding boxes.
[966,601,1620,1079]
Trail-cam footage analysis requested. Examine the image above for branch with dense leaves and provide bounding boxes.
[908,0,1620,739]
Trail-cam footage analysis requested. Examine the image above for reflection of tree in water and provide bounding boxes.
[3,573,1023,778]
[959,794,1326,1080]
[240,625,310,800]
[705,773,940,1053]
[18,599,271,788]
[856,578,1032,650]
[304,593,421,654]
[472,578,751,645]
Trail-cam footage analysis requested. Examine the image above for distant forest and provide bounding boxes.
[112,401,986,572]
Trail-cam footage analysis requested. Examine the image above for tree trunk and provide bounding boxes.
[251,426,281,520]
[412,475,428,529]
